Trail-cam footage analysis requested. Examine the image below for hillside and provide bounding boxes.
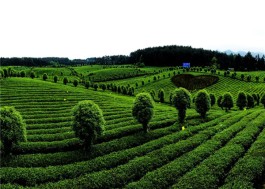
[0,66,265,188]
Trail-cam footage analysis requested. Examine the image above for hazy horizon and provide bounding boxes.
[0,0,264,59]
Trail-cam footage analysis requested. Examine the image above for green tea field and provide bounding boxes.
[0,66,265,189]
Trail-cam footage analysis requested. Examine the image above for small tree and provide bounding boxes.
[101,84,106,91]
[217,95,223,110]
[132,93,154,133]
[43,73,48,81]
[158,89,165,103]
[241,74,244,80]
[73,79,78,87]
[195,90,211,119]
[85,81,90,89]
[0,106,27,155]
[209,93,216,106]
[72,100,105,150]
[261,94,265,108]
[20,71,26,78]
[222,92,234,112]
[246,94,254,108]
[63,77,68,85]
[172,87,191,124]
[54,75,58,83]
[236,92,247,110]
[30,71,35,79]
[93,84,98,91]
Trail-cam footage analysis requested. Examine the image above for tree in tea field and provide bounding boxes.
[93,83,98,91]
[20,71,26,78]
[236,91,247,110]
[85,81,90,89]
[195,90,211,119]
[246,94,254,108]
[132,93,154,133]
[63,77,68,85]
[0,106,27,155]
[73,79,78,87]
[53,75,58,83]
[101,84,106,91]
[209,93,216,106]
[3,68,8,78]
[30,71,35,79]
[172,87,191,124]
[43,73,48,81]
[72,100,105,150]
[222,92,234,112]
[158,89,165,103]
[261,94,265,108]
[217,95,223,110]
[241,74,244,80]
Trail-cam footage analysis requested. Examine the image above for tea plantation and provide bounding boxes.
[0,66,265,188]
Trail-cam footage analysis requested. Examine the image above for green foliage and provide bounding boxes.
[132,93,154,133]
[195,90,211,118]
[63,77,68,85]
[72,100,105,149]
[53,75,58,83]
[0,106,27,155]
[209,93,216,106]
[30,71,35,79]
[261,94,265,108]
[236,91,247,110]
[42,73,48,81]
[93,84,98,91]
[85,81,90,89]
[246,94,254,108]
[20,71,26,78]
[222,92,234,112]
[73,79,78,87]
[172,87,191,124]
[158,89,165,103]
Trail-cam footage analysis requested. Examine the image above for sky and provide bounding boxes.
[0,0,264,59]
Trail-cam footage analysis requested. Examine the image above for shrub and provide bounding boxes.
[3,68,8,78]
[73,79,78,87]
[85,82,90,89]
[241,74,244,80]
[20,71,26,78]
[195,90,211,119]
[236,91,247,110]
[209,93,216,106]
[53,75,58,83]
[261,94,265,108]
[93,84,98,91]
[132,93,154,133]
[217,96,223,110]
[0,106,27,155]
[246,94,254,108]
[72,100,105,150]
[158,89,165,103]
[101,84,106,91]
[30,71,35,79]
[222,92,234,112]
[43,73,48,81]
[172,87,191,124]
[63,77,68,85]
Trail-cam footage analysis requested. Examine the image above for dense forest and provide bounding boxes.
[1,46,264,71]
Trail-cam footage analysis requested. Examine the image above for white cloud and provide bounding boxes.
[0,0,264,59]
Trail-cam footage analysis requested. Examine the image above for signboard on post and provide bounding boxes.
[183,62,190,68]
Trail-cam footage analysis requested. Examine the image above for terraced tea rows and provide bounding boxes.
[1,77,265,188]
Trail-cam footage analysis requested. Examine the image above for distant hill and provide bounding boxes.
[224,50,265,57]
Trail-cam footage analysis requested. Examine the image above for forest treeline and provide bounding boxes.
[1,45,264,71]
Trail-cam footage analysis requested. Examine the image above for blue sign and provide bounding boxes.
[183,62,190,68]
